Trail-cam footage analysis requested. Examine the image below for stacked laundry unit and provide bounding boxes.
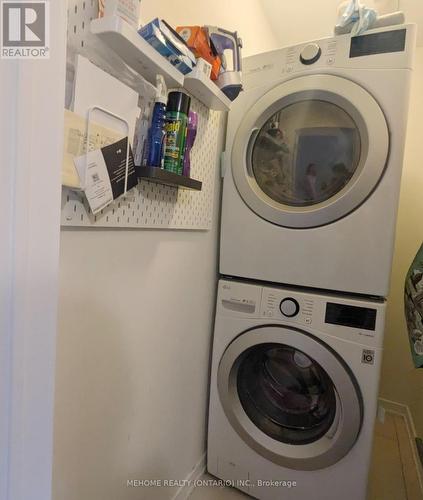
[207,24,416,500]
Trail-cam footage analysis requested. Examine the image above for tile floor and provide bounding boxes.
[189,413,423,500]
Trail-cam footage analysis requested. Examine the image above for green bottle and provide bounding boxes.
[163,92,191,175]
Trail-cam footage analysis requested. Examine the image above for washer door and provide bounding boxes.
[217,326,363,471]
[231,75,389,228]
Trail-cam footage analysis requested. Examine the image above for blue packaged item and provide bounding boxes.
[139,18,196,75]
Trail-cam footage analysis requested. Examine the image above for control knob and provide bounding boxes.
[300,43,322,65]
[279,298,300,318]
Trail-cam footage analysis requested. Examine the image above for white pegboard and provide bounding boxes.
[63,0,226,230]
[67,0,98,52]
[61,99,224,229]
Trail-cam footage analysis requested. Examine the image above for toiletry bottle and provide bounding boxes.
[163,92,191,175]
[134,104,151,167]
[183,111,198,177]
[146,74,167,168]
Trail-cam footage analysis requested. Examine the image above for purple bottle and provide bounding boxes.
[183,111,198,177]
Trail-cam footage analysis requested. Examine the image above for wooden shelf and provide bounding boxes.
[91,16,184,89]
[137,167,202,191]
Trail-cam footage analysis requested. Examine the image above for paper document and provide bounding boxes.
[74,138,138,214]
[62,109,123,189]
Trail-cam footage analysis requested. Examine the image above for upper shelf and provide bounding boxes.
[91,16,184,89]
[91,16,231,111]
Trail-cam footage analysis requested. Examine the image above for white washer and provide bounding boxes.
[208,279,386,500]
[221,25,416,297]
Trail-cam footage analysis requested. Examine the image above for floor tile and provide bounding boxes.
[374,413,397,441]
[368,435,407,500]
[393,415,423,500]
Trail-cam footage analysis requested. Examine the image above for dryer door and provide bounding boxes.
[217,326,363,470]
[231,75,389,228]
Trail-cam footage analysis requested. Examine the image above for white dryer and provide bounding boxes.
[208,279,386,500]
[220,25,416,297]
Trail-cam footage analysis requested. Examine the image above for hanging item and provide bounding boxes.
[335,0,405,35]
[204,26,243,101]
[404,243,423,368]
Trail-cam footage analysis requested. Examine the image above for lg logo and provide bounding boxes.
[362,349,375,365]
[1,1,49,58]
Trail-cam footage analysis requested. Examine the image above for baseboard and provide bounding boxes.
[171,453,206,500]
[379,398,423,493]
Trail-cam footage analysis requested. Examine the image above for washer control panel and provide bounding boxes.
[261,289,314,326]
[218,280,386,349]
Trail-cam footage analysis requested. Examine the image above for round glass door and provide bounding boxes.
[252,101,361,207]
[231,75,389,228]
[218,326,363,470]
[237,343,337,445]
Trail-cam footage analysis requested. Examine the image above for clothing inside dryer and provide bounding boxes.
[252,99,361,207]
[237,343,337,445]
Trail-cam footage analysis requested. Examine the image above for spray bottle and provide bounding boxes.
[145,74,167,167]
[134,101,151,167]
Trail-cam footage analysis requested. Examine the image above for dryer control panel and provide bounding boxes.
[242,24,415,92]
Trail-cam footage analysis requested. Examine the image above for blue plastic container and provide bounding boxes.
[146,102,166,167]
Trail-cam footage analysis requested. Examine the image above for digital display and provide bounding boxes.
[350,29,406,58]
[325,302,377,331]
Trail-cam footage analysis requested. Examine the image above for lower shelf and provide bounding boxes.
[137,166,202,191]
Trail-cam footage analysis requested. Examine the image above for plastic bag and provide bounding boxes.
[335,0,377,36]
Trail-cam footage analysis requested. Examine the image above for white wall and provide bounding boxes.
[54,6,277,500]
[140,0,279,56]
[0,59,17,500]
[54,94,227,500]
[380,46,423,436]
[0,2,66,500]
[260,0,423,48]
[54,199,222,500]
